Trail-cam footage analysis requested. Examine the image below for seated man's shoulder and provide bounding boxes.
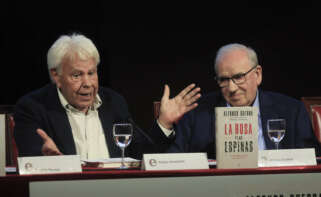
[17,84,56,104]
[14,84,58,117]
[262,90,302,106]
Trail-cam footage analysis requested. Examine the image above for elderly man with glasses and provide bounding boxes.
[155,43,320,158]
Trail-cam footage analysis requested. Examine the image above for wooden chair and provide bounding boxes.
[153,101,161,119]
[0,105,18,166]
[301,97,321,144]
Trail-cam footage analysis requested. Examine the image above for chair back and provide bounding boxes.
[311,105,321,143]
[153,101,161,119]
[0,105,18,166]
[301,97,321,144]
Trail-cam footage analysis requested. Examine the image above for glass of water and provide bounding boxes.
[113,123,133,169]
[267,119,286,150]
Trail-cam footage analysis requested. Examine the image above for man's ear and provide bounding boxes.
[255,65,262,86]
[50,68,61,88]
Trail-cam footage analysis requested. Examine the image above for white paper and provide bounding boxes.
[5,166,16,173]
[82,157,140,164]
[208,160,217,166]
[82,157,141,168]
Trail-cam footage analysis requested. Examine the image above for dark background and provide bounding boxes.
[2,2,321,130]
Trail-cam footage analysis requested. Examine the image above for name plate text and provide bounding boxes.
[258,148,316,167]
[142,153,209,171]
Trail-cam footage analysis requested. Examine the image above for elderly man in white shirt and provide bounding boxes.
[14,33,201,160]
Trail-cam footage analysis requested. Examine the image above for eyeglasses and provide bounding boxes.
[215,65,258,88]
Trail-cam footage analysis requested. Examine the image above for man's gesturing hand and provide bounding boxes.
[37,129,63,156]
[158,83,201,129]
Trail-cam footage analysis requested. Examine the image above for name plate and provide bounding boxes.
[18,155,82,175]
[258,148,316,167]
[142,153,209,171]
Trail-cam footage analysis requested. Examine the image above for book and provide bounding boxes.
[82,157,141,169]
[215,107,258,169]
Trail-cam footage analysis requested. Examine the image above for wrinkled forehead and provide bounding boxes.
[61,54,97,71]
[64,49,97,63]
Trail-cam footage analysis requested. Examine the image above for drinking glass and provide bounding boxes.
[113,123,133,169]
[267,119,286,150]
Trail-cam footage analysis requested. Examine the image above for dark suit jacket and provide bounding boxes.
[14,84,155,159]
[151,89,321,159]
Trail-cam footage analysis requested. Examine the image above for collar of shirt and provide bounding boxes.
[57,88,102,114]
[252,91,261,117]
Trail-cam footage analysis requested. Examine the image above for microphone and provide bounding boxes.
[127,117,155,145]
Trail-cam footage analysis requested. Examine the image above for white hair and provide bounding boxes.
[47,33,100,82]
[214,43,258,74]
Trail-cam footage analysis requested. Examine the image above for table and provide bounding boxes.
[1,165,321,197]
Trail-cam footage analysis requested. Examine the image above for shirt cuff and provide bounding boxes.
[157,119,175,137]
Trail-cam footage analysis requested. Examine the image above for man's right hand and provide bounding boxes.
[158,84,201,129]
[37,128,63,156]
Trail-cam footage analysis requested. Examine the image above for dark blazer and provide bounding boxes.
[14,84,155,159]
[152,89,321,159]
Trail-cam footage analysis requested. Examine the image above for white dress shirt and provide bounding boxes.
[157,119,175,137]
[57,89,110,160]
